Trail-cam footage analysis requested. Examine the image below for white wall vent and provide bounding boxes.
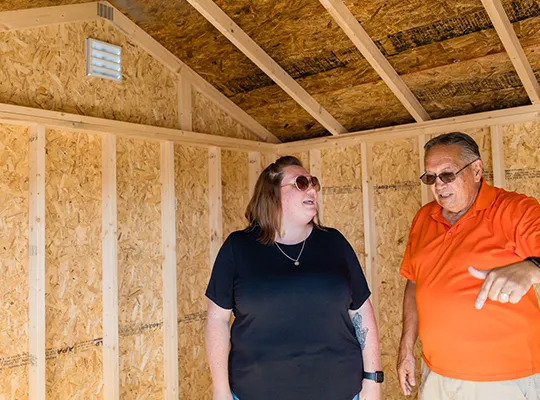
[86,38,122,82]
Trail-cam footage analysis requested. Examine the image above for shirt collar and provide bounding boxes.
[430,179,496,224]
[474,179,497,211]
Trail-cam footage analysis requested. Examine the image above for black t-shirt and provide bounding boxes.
[206,226,371,400]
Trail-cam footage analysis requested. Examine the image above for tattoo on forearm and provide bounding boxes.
[352,312,369,351]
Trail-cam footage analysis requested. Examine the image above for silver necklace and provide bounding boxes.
[274,239,306,266]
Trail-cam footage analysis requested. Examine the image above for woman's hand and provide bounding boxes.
[359,379,382,400]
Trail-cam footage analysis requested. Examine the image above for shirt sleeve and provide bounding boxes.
[205,234,235,310]
[400,212,421,281]
[512,195,540,258]
[400,239,415,281]
[338,230,371,310]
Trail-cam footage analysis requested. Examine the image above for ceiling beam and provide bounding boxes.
[4,101,540,157]
[184,0,348,136]
[277,103,540,153]
[481,0,540,104]
[0,103,276,153]
[319,0,431,122]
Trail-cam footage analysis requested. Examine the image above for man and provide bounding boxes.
[397,132,540,399]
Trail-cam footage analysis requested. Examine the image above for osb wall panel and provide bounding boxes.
[174,145,211,399]
[0,124,29,399]
[192,91,262,141]
[261,153,277,169]
[0,20,178,128]
[464,128,493,185]
[290,152,310,170]
[45,130,102,398]
[222,151,249,240]
[503,121,540,197]
[321,146,365,270]
[502,121,540,300]
[117,138,164,398]
[373,139,421,400]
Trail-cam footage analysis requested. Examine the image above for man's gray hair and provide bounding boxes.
[424,132,481,162]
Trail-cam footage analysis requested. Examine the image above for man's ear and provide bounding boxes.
[473,159,483,181]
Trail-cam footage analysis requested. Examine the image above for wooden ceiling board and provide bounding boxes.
[135,0,537,94]
[422,89,530,119]
[343,0,486,38]
[245,38,540,138]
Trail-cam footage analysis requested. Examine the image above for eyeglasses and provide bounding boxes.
[420,159,479,185]
[281,175,321,192]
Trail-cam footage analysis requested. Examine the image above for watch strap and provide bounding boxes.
[363,371,384,383]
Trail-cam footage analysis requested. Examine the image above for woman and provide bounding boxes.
[206,156,381,400]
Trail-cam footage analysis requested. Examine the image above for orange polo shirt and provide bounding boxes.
[400,180,540,381]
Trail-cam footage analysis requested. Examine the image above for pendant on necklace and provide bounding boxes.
[294,261,300,266]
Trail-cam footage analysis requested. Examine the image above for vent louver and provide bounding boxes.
[85,38,122,82]
[97,3,114,20]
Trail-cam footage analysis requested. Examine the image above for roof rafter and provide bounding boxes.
[184,0,348,136]
[319,0,431,122]
[481,0,540,104]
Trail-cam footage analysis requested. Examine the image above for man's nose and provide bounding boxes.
[434,176,447,188]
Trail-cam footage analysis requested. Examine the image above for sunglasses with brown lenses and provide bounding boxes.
[419,159,479,185]
[282,175,321,192]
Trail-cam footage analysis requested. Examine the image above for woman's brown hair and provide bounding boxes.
[245,155,321,245]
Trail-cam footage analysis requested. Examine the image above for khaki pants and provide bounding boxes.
[419,361,540,400]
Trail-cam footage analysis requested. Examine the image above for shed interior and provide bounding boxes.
[0,1,539,399]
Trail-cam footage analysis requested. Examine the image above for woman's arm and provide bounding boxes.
[349,298,381,400]
[206,299,234,400]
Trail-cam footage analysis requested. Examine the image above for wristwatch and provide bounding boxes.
[526,257,540,268]
[363,371,384,383]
